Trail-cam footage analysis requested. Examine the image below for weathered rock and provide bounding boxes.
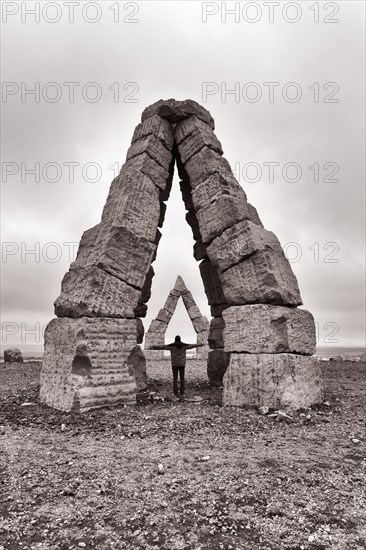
[219,248,302,307]
[144,331,165,349]
[158,201,167,228]
[179,179,193,210]
[176,118,223,163]
[191,172,245,212]
[197,344,209,360]
[223,354,323,409]
[71,223,155,289]
[186,209,202,241]
[185,147,232,187]
[149,319,168,333]
[207,349,230,385]
[54,266,141,319]
[181,290,197,310]
[208,317,225,349]
[223,305,316,355]
[210,304,229,318]
[163,294,179,315]
[199,259,226,305]
[132,115,174,150]
[193,240,207,261]
[192,316,210,334]
[40,317,145,412]
[121,153,172,193]
[4,347,23,363]
[140,266,155,304]
[126,135,173,170]
[187,304,202,321]
[101,170,161,242]
[197,194,258,244]
[141,99,215,129]
[207,220,279,272]
[156,308,173,324]
[175,116,218,145]
[126,346,148,392]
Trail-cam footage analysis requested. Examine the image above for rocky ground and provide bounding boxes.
[0,359,365,550]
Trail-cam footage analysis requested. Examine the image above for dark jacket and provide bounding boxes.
[163,342,197,367]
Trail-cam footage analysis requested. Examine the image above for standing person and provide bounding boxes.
[152,335,202,398]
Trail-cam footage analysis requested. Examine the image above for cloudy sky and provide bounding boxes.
[1,0,365,351]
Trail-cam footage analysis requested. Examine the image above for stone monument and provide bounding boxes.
[40,98,322,412]
[144,275,209,361]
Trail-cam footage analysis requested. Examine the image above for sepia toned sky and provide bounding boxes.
[1,1,365,350]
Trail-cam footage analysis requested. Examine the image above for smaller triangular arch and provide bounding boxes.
[144,275,209,360]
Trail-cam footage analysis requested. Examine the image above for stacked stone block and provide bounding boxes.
[172,105,321,407]
[41,111,175,412]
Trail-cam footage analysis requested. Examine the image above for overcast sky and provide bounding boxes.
[1,0,365,351]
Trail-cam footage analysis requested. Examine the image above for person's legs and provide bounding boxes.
[179,366,185,396]
[172,366,179,396]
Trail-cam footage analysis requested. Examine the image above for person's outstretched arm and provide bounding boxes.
[185,343,203,349]
[151,344,171,350]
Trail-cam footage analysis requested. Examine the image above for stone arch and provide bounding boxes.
[40,98,322,412]
[144,275,209,361]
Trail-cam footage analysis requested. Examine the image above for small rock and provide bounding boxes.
[258,406,269,416]
[308,534,316,542]
[201,456,211,461]
[78,543,86,548]
[157,463,165,474]
[60,424,66,431]
[352,438,360,444]
[4,347,23,362]
[276,411,294,423]
[0,426,5,435]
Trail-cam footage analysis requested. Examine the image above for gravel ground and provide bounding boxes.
[0,359,365,550]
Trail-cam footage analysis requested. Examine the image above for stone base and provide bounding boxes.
[40,317,146,412]
[223,353,323,409]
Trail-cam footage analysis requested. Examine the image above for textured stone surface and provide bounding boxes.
[54,267,141,319]
[144,331,165,349]
[4,348,23,363]
[210,304,229,318]
[176,118,223,164]
[191,172,245,212]
[223,305,316,355]
[207,349,230,385]
[40,317,145,412]
[220,248,302,307]
[185,148,232,187]
[156,308,173,324]
[175,116,218,145]
[208,317,225,349]
[199,259,226,306]
[101,170,160,242]
[126,346,148,391]
[207,220,279,273]
[121,153,172,193]
[141,99,215,129]
[71,223,155,289]
[132,115,174,150]
[193,240,207,261]
[223,354,323,408]
[127,135,173,170]
[197,195,258,244]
